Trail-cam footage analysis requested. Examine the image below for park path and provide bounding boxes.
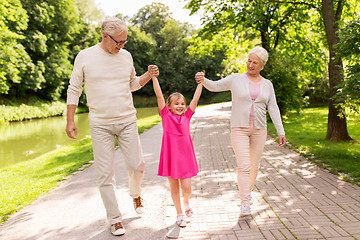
[1,102,360,240]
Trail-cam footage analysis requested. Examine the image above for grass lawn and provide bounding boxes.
[0,138,94,224]
[136,107,161,134]
[268,107,360,184]
[0,107,161,224]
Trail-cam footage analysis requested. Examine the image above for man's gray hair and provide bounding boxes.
[101,17,128,35]
[249,46,268,66]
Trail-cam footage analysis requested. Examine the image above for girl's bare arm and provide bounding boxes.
[189,83,203,112]
[152,77,166,110]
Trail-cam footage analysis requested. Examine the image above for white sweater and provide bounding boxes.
[67,44,142,125]
[204,73,285,136]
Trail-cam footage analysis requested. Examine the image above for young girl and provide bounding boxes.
[152,76,203,227]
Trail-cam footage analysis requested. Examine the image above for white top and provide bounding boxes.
[67,44,142,125]
[204,73,285,136]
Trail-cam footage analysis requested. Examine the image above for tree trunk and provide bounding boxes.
[321,0,352,141]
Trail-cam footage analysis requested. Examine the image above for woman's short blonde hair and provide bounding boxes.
[166,92,186,106]
[101,17,127,35]
[249,46,269,66]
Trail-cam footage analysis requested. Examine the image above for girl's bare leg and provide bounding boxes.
[168,177,182,214]
[180,178,192,205]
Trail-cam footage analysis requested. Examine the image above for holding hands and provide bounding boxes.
[195,72,205,84]
[148,65,159,78]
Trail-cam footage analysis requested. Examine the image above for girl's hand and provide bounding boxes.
[195,72,205,84]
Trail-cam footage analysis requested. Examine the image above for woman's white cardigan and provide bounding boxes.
[204,73,285,136]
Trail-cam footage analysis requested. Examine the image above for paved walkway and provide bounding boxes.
[1,102,360,240]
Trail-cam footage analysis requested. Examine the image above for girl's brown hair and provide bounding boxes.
[166,92,186,106]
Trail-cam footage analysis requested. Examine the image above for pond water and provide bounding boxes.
[0,113,91,169]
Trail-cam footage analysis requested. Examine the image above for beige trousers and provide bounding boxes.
[231,121,267,206]
[90,121,145,224]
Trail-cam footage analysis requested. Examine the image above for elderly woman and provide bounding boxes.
[195,46,286,216]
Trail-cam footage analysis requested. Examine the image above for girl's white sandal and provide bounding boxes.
[184,204,193,217]
[177,213,187,227]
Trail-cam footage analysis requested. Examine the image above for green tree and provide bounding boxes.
[19,0,79,100]
[186,0,313,52]
[262,52,304,114]
[320,0,355,141]
[124,25,156,95]
[0,0,35,95]
[130,3,225,97]
[153,18,225,96]
[0,0,102,101]
[71,0,103,56]
[188,29,253,76]
[63,0,103,103]
[337,18,360,114]
[185,0,359,141]
[272,9,329,106]
[185,0,309,115]
[131,2,172,43]
[153,19,195,94]
[74,0,103,23]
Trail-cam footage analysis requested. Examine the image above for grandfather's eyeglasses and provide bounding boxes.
[106,33,129,45]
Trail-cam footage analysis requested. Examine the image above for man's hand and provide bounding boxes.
[278,135,286,148]
[148,65,159,78]
[66,121,78,139]
[195,72,205,84]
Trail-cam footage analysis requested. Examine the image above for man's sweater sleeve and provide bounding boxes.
[67,52,84,106]
[129,66,142,92]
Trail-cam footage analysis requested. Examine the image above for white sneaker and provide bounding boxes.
[240,205,251,217]
[133,196,144,214]
[110,222,126,236]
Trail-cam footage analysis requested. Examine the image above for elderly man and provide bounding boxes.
[66,17,159,236]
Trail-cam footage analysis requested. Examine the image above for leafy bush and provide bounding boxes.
[262,53,305,115]
[337,18,360,114]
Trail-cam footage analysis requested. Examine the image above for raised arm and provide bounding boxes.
[139,65,159,87]
[151,76,166,110]
[195,71,232,92]
[189,82,203,112]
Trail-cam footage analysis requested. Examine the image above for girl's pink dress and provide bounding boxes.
[158,106,199,179]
